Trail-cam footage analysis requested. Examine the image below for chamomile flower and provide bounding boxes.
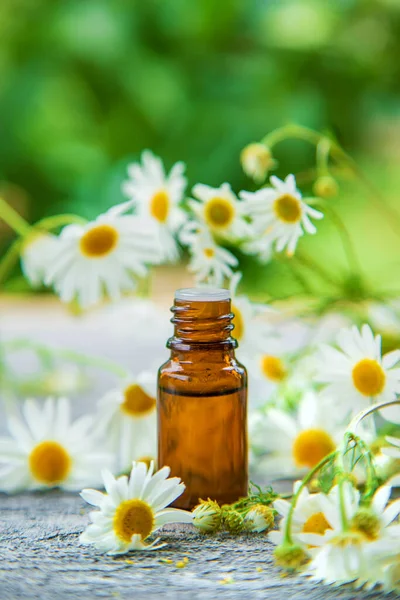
[189,183,251,241]
[184,226,238,287]
[269,481,331,549]
[245,342,293,409]
[240,174,323,256]
[247,351,288,389]
[302,482,400,587]
[121,150,187,262]
[244,504,275,533]
[240,143,277,183]
[192,498,222,533]
[251,392,347,477]
[20,233,58,287]
[45,207,161,309]
[316,324,400,423]
[0,397,110,492]
[79,461,193,554]
[97,371,157,473]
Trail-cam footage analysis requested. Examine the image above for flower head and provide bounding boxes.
[0,397,110,492]
[273,543,309,570]
[21,233,58,287]
[121,151,187,262]
[316,324,400,423]
[301,482,400,587]
[240,143,277,183]
[240,174,323,256]
[269,481,332,549]
[244,504,275,532]
[45,207,161,309]
[189,183,251,241]
[223,507,245,533]
[97,371,157,473]
[313,175,338,198]
[79,461,193,554]
[181,223,238,286]
[252,392,342,477]
[192,498,222,533]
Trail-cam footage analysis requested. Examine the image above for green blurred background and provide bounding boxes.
[1,0,400,298]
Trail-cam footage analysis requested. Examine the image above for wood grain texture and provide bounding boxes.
[0,492,396,600]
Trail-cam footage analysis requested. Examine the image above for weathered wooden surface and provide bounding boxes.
[0,492,396,600]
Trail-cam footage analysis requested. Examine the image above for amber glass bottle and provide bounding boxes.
[157,288,248,510]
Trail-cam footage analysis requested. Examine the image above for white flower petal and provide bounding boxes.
[80,489,107,508]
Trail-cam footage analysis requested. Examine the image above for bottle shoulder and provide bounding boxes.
[158,354,247,394]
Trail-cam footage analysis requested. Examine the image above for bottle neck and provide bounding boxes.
[167,297,237,354]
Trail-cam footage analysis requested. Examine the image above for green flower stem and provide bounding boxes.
[0,197,32,237]
[316,139,331,176]
[262,123,322,149]
[35,214,88,231]
[283,451,337,545]
[346,399,400,432]
[345,432,377,503]
[3,339,128,379]
[337,479,348,532]
[289,260,316,296]
[293,251,342,289]
[335,402,400,511]
[230,482,279,514]
[0,238,23,285]
[0,203,88,286]
[332,442,350,531]
[323,205,362,276]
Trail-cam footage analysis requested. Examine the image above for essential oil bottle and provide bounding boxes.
[157,288,248,510]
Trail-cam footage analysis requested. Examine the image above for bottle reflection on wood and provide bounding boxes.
[157,288,248,510]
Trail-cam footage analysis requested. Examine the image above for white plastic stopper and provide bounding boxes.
[175,288,230,302]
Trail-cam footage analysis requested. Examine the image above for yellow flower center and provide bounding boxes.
[121,384,156,417]
[260,355,286,382]
[204,197,235,229]
[352,358,386,396]
[29,441,71,484]
[113,499,154,542]
[150,190,170,223]
[351,509,381,541]
[250,504,275,529]
[302,512,332,535]
[79,224,119,258]
[232,304,244,341]
[292,428,336,468]
[273,194,302,224]
[203,247,215,258]
[331,531,365,549]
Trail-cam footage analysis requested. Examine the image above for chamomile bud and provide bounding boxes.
[244,504,275,533]
[192,499,222,533]
[350,508,381,541]
[313,175,338,198]
[240,143,277,183]
[273,543,309,570]
[223,508,245,534]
